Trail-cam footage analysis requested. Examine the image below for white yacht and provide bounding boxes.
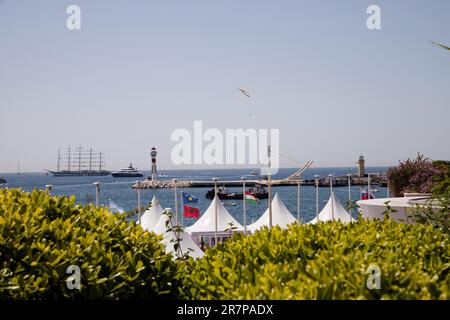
[111,163,143,178]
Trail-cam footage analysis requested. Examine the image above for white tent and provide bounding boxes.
[108,199,124,214]
[308,192,352,224]
[248,193,297,232]
[161,230,205,259]
[151,207,204,259]
[185,195,244,235]
[152,207,174,235]
[139,195,163,232]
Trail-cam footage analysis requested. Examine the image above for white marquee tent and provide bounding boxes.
[151,207,204,259]
[308,192,352,224]
[248,193,297,232]
[185,195,244,235]
[139,195,163,232]
[161,230,205,259]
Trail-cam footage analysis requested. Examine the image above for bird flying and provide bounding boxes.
[238,88,250,98]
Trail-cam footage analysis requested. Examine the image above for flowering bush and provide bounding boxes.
[387,154,443,196]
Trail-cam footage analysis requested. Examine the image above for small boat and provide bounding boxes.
[206,185,268,200]
[111,163,143,178]
[0,177,7,185]
[222,202,237,206]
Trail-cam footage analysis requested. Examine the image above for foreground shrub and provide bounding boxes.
[410,185,450,234]
[188,219,450,299]
[0,189,187,299]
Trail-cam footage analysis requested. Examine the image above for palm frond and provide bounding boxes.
[430,41,450,51]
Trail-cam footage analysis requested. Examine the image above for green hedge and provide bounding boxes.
[0,189,187,299]
[1,189,449,300]
[187,220,450,299]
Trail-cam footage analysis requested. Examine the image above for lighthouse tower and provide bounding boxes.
[151,147,158,180]
[358,155,365,177]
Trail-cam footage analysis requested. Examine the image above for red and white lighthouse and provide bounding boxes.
[150,147,158,180]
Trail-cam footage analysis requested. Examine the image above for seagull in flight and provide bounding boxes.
[238,88,250,98]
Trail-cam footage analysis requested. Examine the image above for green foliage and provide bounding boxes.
[431,161,450,195]
[187,219,450,300]
[409,188,450,234]
[1,189,449,300]
[124,201,153,218]
[407,161,450,233]
[0,189,187,300]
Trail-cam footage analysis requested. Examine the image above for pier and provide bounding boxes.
[132,176,386,189]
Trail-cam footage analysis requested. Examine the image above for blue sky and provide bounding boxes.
[0,0,449,172]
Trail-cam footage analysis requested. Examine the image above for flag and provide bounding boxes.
[183,205,200,218]
[181,191,199,204]
[360,189,375,200]
[245,192,259,205]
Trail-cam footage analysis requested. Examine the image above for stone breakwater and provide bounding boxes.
[131,176,386,189]
[132,179,296,189]
[132,180,192,189]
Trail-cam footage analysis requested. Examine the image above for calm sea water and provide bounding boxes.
[0,167,388,225]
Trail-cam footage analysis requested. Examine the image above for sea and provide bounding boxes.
[0,167,388,226]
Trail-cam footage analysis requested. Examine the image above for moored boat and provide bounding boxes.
[206,185,268,200]
[111,163,143,178]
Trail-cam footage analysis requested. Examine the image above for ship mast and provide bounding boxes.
[57,148,61,172]
[99,152,102,171]
[76,146,82,172]
[67,146,71,172]
[89,148,93,171]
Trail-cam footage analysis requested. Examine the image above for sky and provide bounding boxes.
[0,0,449,173]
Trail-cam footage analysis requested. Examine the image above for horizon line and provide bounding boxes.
[0,165,392,175]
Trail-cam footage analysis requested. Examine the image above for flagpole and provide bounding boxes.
[329,174,334,220]
[136,180,142,224]
[347,173,352,220]
[297,175,301,223]
[93,182,101,208]
[267,145,272,228]
[213,177,218,245]
[387,180,390,198]
[347,173,352,203]
[314,175,319,221]
[241,176,247,235]
[180,190,184,227]
[173,179,178,226]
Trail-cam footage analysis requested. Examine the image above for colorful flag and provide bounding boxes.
[360,188,375,200]
[183,205,200,218]
[181,191,199,204]
[244,192,259,205]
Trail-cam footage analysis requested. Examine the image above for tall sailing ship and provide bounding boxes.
[47,146,111,177]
